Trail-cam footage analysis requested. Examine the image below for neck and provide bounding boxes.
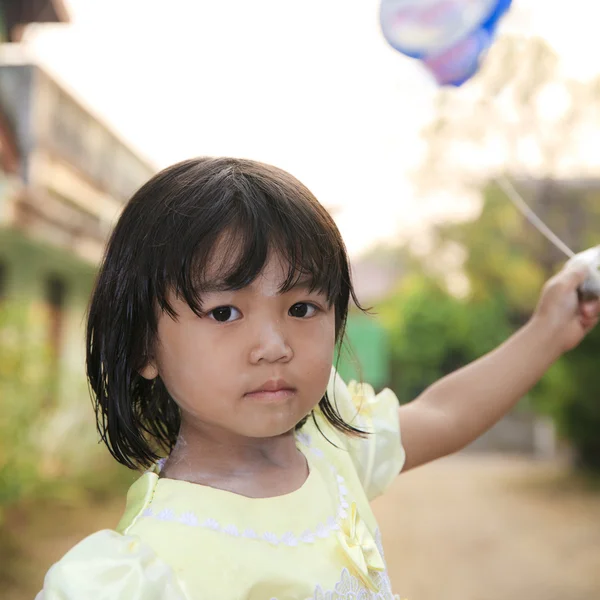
[160,420,307,496]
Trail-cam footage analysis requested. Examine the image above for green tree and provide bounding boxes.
[378,270,511,404]
[432,182,600,470]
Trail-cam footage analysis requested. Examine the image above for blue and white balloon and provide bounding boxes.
[380,0,513,86]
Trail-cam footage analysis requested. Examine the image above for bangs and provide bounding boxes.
[148,160,347,320]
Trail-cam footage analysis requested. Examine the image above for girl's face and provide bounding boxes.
[141,251,336,440]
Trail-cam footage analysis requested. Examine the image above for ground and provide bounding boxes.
[375,454,600,600]
[4,454,600,600]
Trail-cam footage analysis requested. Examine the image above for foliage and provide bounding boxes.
[434,182,600,470]
[378,270,511,404]
[0,301,130,525]
[0,301,54,514]
[376,169,600,470]
[536,327,600,470]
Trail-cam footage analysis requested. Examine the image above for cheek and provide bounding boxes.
[299,315,336,386]
[313,319,336,362]
[152,321,215,401]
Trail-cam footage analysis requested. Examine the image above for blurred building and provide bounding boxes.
[0,0,69,43]
[0,46,156,390]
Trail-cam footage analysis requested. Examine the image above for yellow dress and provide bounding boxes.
[36,370,405,600]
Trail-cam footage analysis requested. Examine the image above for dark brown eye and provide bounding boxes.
[208,306,240,322]
[289,303,317,318]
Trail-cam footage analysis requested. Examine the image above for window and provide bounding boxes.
[45,275,67,360]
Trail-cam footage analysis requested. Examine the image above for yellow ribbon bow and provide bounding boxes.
[347,381,376,419]
[337,502,385,591]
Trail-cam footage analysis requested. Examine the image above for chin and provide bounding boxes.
[241,417,306,440]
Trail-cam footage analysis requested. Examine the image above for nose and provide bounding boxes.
[249,320,293,364]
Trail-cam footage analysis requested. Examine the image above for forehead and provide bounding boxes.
[201,237,301,291]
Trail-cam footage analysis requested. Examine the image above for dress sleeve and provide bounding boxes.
[35,529,187,600]
[327,369,406,501]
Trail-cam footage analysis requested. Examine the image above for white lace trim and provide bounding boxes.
[142,432,349,546]
[311,567,399,600]
[273,530,399,600]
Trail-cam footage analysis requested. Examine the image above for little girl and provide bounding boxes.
[37,157,599,600]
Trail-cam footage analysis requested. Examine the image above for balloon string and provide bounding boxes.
[495,175,575,258]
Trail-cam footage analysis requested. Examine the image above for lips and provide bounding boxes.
[245,379,296,402]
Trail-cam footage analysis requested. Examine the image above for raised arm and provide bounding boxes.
[397,266,599,472]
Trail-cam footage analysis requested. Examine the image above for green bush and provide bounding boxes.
[0,301,132,524]
[532,326,600,470]
[0,302,55,514]
[379,274,512,404]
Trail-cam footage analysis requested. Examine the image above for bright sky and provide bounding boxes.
[22,0,600,256]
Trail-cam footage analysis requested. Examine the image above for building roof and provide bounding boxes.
[0,45,158,176]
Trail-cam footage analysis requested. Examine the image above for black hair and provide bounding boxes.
[87,157,367,470]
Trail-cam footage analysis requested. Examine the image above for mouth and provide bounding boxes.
[245,379,296,402]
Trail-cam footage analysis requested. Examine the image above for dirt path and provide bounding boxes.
[3,495,126,600]
[374,454,600,600]
[4,454,600,600]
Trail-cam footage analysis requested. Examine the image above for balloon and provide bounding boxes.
[380,0,513,86]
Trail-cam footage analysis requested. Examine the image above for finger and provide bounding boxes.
[581,316,599,332]
[580,299,600,318]
[560,265,590,289]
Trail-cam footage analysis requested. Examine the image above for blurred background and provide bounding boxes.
[1,1,599,599]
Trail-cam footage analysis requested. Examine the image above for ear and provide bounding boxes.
[139,359,159,380]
